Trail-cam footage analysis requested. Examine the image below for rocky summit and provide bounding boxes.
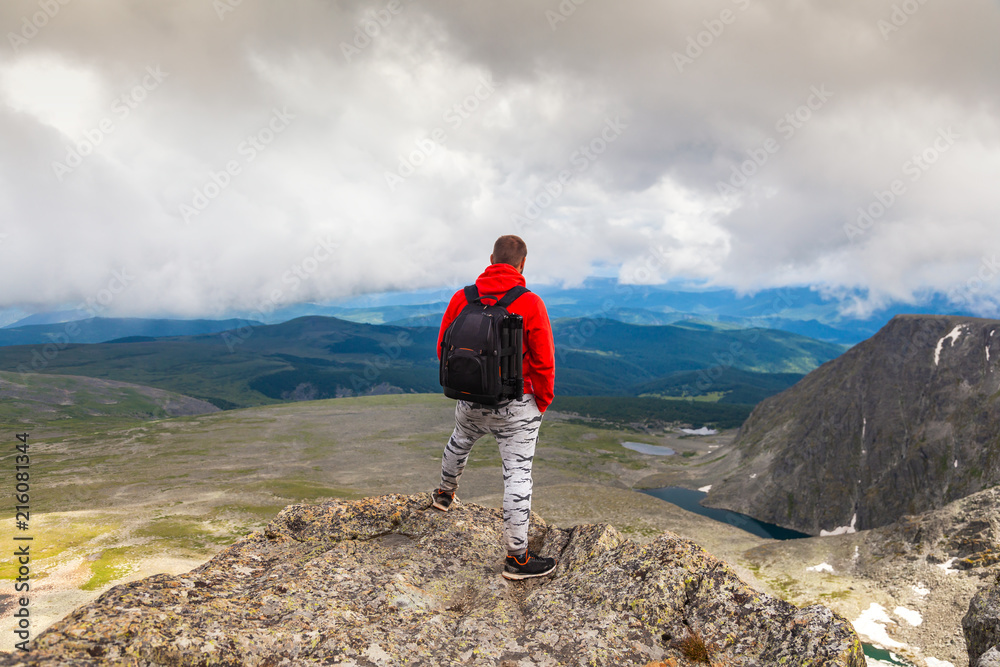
[705,315,1000,535]
[3,494,863,666]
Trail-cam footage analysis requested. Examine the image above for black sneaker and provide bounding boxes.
[502,550,557,580]
[432,488,457,511]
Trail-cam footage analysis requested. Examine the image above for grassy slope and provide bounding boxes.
[0,370,219,434]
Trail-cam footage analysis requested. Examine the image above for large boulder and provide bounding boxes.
[2,493,863,666]
[966,579,1000,666]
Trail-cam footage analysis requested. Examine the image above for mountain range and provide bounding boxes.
[0,317,262,346]
[0,315,845,413]
[4,280,973,345]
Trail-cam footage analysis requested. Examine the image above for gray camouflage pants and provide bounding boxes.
[439,394,543,556]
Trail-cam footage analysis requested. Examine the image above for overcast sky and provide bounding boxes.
[1,0,998,320]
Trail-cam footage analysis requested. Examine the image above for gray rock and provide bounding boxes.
[705,315,1000,535]
[978,647,1000,667]
[966,579,1000,665]
[0,493,864,666]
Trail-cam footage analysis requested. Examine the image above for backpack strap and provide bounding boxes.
[463,284,530,308]
[496,285,530,308]
[463,285,481,305]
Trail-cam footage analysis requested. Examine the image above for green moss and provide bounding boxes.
[0,515,120,580]
[818,590,853,600]
[619,524,660,537]
[81,546,139,591]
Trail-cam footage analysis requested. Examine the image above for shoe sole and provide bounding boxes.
[501,567,556,581]
[431,494,456,511]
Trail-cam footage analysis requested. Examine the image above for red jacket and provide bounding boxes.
[437,263,555,412]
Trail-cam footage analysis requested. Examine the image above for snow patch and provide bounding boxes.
[934,325,966,365]
[852,603,905,649]
[853,545,860,564]
[698,485,712,493]
[820,513,858,537]
[862,417,866,442]
[806,562,835,574]
[912,583,930,596]
[936,557,958,574]
[681,427,717,436]
[749,473,757,479]
[894,606,922,626]
[924,659,954,667]
[954,460,958,468]
[988,346,992,362]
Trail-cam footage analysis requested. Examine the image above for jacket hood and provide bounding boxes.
[474,263,527,297]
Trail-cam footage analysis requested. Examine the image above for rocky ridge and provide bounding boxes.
[3,493,864,666]
[705,315,1000,535]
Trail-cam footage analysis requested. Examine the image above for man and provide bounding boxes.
[432,235,557,580]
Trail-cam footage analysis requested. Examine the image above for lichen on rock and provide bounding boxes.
[965,578,1000,666]
[1,493,864,666]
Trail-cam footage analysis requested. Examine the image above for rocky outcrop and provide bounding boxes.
[705,315,1000,535]
[966,578,1000,666]
[872,487,1000,571]
[2,494,864,666]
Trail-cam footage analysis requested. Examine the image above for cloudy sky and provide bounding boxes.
[1,0,998,320]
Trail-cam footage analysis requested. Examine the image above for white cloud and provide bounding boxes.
[0,0,998,317]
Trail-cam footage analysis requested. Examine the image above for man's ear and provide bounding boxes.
[490,253,495,265]
[518,258,526,273]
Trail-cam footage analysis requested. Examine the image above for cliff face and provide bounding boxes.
[705,315,1000,535]
[4,494,863,666]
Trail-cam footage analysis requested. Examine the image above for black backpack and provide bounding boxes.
[439,284,527,405]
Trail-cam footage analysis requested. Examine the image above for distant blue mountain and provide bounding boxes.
[0,317,264,347]
[292,279,972,344]
[269,278,970,345]
[3,309,92,328]
[4,279,973,346]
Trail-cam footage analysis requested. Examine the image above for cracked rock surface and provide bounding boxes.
[1,493,864,666]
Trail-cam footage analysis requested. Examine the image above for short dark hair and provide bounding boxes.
[493,235,527,267]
